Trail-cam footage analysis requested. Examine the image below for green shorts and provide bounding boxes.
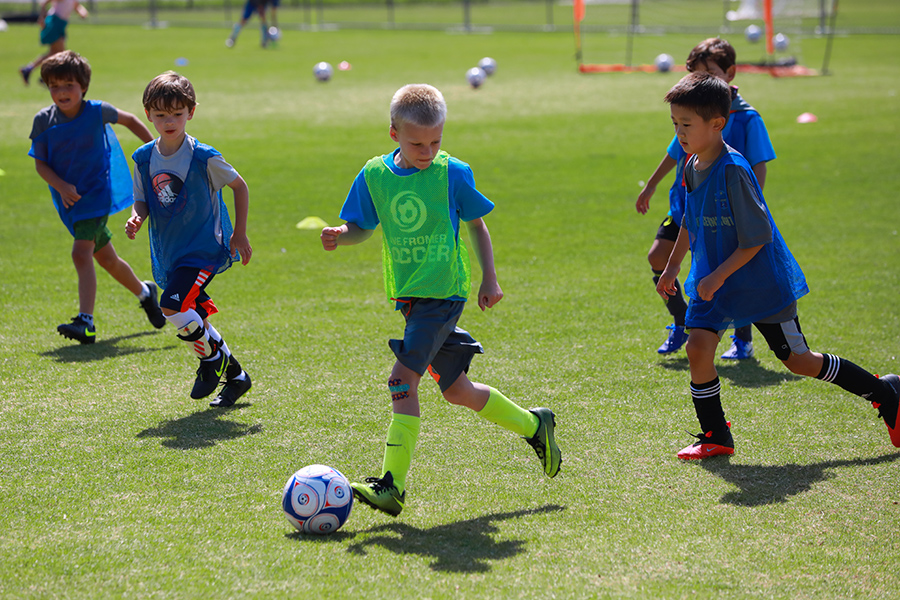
[73,215,112,253]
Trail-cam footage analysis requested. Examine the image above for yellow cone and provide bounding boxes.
[296,216,329,230]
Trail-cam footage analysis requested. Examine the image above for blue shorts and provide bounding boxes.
[40,14,67,45]
[389,298,484,392]
[159,267,219,320]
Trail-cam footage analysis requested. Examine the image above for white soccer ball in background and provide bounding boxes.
[282,464,354,535]
[0,19,8,32]
[268,26,281,41]
[745,24,762,43]
[654,53,674,73]
[774,33,790,51]
[466,66,486,89]
[313,61,334,82]
[478,57,497,76]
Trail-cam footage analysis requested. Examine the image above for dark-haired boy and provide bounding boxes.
[28,50,164,344]
[657,71,899,459]
[638,38,775,359]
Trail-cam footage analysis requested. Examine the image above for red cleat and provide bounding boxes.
[677,422,734,460]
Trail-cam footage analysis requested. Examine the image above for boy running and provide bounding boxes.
[321,84,561,516]
[127,71,253,408]
[28,50,165,344]
[657,72,899,459]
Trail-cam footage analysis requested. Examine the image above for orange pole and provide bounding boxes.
[764,0,774,57]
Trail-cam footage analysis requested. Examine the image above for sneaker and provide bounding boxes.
[57,315,96,344]
[657,324,688,355]
[525,407,562,478]
[721,335,754,360]
[191,348,229,399]
[351,471,405,517]
[874,374,900,447]
[677,423,734,460]
[210,372,251,408]
[139,281,167,329]
[19,65,32,85]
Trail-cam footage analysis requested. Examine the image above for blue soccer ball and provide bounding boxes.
[466,66,486,89]
[478,56,497,76]
[313,61,333,82]
[745,24,762,43]
[655,53,674,72]
[282,464,354,534]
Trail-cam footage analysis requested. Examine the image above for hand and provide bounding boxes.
[656,268,679,300]
[320,226,344,251]
[636,185,655,215]
[58,183,81,208]
[230,232,252,265]
[696,273,724,302]
[477,280,503,311]
[125,215,143,239]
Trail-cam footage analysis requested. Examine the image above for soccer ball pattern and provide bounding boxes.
[466,67,486,89]
[313,62,334,82]
[654,53,674,73]
[282,464,353,534]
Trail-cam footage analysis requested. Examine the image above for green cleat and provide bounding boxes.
[525,407,562,478]
[351,471,405,517]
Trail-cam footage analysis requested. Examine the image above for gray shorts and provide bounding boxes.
[389,298,484,392]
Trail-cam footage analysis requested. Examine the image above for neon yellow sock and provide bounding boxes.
[477,387,539,438]
[381,413,420,494]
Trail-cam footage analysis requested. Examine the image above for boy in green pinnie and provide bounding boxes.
[321,84,561,517]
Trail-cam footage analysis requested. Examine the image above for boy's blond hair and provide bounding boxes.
[142,71,197,112]
[390,84,446,129]
[41,50,91,93]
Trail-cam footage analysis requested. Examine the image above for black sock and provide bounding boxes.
[653,270,687,326]
[816,354,894,404]
[734,325,753,343]
[690,377,729,436]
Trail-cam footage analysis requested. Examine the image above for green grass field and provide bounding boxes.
[1,15,900,599]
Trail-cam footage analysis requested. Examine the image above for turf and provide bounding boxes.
[1,15,899,600]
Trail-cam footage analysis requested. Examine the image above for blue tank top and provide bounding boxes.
[684,151,808,329]
[30,100,133,235]
[133,141,235,288]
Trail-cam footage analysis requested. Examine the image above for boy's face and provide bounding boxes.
[693,60,737,84]
[145,104,194,147]
[390,121,444,170]
[47,78,86,119]
[670,104,725,159]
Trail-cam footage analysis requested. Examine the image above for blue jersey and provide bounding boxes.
[28,100,133,236]
[666,90,776,227]
[133,140,235,288]
[683,150,807,330]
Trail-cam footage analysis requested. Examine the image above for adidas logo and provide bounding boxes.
[170,293,181,301]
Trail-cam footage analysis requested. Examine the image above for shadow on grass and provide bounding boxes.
[658,355,801,388]
[40,330,172,363]
[341,504,566,573]
[696,452,900,506]
[136,403,260,449]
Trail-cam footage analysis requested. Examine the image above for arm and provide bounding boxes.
[116,110,153,144]
[695,245,763,302]
[74,1,89,18]
[125,200,149,239]
[656,225,690,300]
[320,222,374,250]
[34,158,80,207]
[752,162,767,190]
[465,217,503,311]
[38,0,52,25]
[226,174,252,265]
[636,154,677,215]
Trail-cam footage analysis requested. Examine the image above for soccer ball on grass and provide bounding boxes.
[282,464,353,534]
[313,62,334,82]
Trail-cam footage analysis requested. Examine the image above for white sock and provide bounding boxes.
[137,282,150,300]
